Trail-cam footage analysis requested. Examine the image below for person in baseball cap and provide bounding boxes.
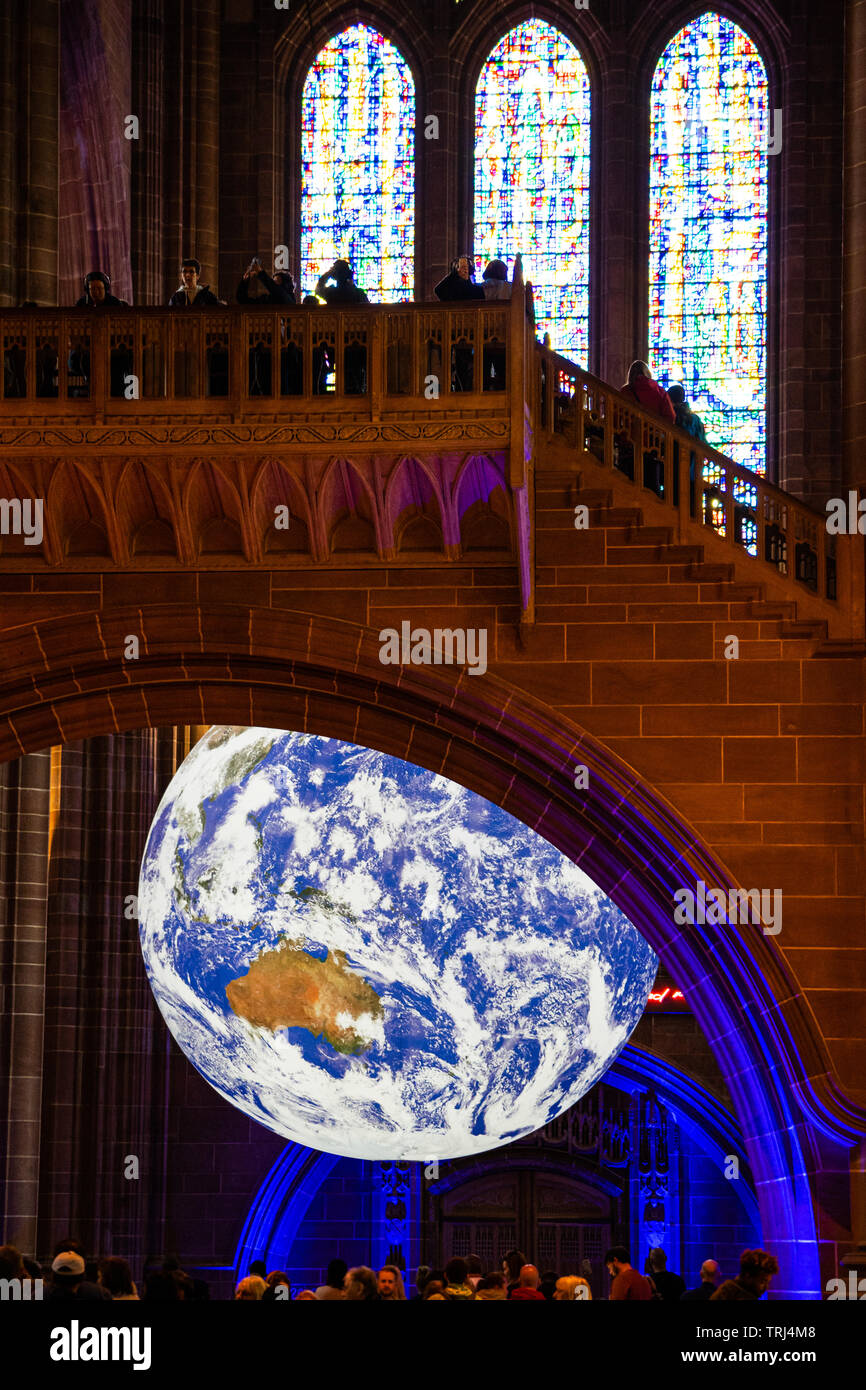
[48,1249,111,1301]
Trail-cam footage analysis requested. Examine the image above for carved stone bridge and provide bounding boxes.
[1,280,865,1297]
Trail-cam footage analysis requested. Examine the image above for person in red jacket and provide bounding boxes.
[509,1264,546,1300]
[605,1246,654,1300]
[622,360,676,424]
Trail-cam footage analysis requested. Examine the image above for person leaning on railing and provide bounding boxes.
[168,258,227,396]
[620,360,675,495]
[621,359,675,423]
[667,383,708,444]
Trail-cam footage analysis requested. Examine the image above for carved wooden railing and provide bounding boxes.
[0,302,517,418]
[1,290,860,632]
[534,344,849,612]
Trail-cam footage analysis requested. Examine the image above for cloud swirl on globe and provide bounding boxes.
[138,726,657,1160]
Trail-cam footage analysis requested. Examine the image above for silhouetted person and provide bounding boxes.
[647,1247,686,1301]
[302,295,332,393]
[237,261,298,397]
[411,1265,431,1301]
[668,383,708,443]
[711,1249,779,1301]
[315,1258,347,1300]
[442,1257,474,1300]
[681,1259,723,1301]
[314,261,368,393]
[434,255,484,303]
[621,360,676,423]
[314,259,368,306]
[481,258,511,301]
[433,254,482,391]
[98,1257,139,1300]
[480,260,510,390]
[236,260,295,306]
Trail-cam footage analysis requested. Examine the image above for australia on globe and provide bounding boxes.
[138,726,657,1160]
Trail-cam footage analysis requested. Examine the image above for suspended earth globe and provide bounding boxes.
[138,726,656,1160]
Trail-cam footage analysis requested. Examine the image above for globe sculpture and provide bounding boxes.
[138,726,657,1160]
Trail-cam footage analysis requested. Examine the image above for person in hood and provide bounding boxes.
[168,258,224,308]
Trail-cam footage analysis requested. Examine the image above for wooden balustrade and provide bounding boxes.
[0,294,857,621]
[535,344,844,607]
[0,303,515,415]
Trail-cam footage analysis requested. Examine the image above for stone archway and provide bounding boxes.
[0,600,857,1295]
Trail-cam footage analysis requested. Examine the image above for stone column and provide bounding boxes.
[597,22,639,387]
[131,0,164,305]
[15,2,59,307]
[0,6,17,304]
[422,0,456,298]
[190,0,220,289]
[0,750,52,1257]
[844,0,866,489]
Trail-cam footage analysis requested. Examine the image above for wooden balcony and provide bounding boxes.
[0,284,860,635]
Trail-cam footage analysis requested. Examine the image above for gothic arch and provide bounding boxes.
[276,8,427,301]
[0,599,856,1295]
[631,3,786,480]
[453,4,605,340]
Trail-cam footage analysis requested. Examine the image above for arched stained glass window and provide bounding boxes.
[650,12,769,474]
[301,25,415,302]
[475,22,591,361]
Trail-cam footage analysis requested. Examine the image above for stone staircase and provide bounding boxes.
[534,468,849,661]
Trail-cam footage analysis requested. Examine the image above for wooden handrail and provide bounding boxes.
[0,300,860,630]
[534,341,852,613]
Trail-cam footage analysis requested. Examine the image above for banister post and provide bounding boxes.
[510,256,534,623]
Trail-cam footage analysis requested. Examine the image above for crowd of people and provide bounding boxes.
[3,254,708,432]
[0,1238,779,1303]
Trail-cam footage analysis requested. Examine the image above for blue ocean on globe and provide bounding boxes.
[138,726,657,1160]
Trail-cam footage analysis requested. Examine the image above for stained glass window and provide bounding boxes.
[474,22,591,361]
[650,13,769,474]
[301,25,415,303]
